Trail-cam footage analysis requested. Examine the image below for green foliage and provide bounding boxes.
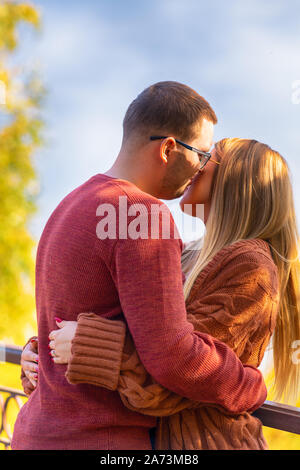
[0,1,44,344]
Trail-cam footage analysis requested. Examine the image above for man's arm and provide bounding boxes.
[110,233,266,414]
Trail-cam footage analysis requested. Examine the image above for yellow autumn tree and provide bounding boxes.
[0,0,44,345]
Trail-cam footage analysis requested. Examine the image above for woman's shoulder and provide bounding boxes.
[193,238,279,297]
[210,238,276,270]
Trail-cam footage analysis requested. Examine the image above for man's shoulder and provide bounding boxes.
[91,175,182,247]
[89,174,170,211]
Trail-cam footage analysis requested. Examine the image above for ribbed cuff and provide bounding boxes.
[65,313,126,391]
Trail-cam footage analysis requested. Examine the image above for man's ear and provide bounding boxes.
[159,137,176,164]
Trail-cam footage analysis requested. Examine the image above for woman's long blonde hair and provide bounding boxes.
[183,138,300,403]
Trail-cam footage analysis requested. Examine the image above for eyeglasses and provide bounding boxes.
[150,136,220,169]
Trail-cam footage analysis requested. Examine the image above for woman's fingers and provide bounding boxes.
[49,343,66,364]
[22,359,39,374]
[22,357,38,387]
[21,349,39,365]
[21,342,39,368]
[28,377,37,387]
[48,329,58,341]
[21,341,39,389]
[52,355,66,364]
[48,339,64,363]
[27,371,38,384]
[30,338,38,352]
[48,321,77,364]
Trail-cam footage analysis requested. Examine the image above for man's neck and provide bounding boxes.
[105,151,162,198]
[104,166,137,185]
[104,166,149,193]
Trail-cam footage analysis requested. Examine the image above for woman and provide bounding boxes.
[21,138,300,449]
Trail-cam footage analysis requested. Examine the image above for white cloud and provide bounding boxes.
[26,0,300,240]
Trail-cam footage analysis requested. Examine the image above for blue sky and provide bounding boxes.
[13,0,300,241]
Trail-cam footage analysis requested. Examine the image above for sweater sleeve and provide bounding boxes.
[110,233,268,414]
[66,250,278,416]
[66,313,126,390]
[67,313,199,415]
[67,235,270,414]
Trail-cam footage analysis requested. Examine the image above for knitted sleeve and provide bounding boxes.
[65,313,126,390]
[67,313,200,415]
[66,246,279,416]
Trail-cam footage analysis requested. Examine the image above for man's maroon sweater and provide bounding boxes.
[12,174,266,450]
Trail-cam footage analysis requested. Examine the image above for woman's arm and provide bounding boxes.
[63,249,278,416]
[22,246,277,415]
[61,314,127,391]
[66,313,200,416]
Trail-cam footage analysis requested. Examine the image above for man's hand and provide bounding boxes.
[21,339,39,388]
[48,318,77,364]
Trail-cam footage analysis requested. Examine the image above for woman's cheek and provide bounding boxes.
[180,185,202,216]
[180,186,197,207]
[180,170,212,217]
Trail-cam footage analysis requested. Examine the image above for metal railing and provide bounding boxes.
[1,344,300,449]
[0,385,27,449]
[0,344,26,449]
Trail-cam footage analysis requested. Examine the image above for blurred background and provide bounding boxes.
[0,0,299,450]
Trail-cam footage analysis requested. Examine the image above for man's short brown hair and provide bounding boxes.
[123,81,217,143]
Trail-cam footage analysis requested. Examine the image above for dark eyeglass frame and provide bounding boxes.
[150,135,214,169]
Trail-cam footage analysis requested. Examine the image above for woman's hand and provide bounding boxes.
[21,338,39,387]
[48,318,78,364]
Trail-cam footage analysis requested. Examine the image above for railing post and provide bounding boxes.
[1,344,300,449]
[253,401,300,434]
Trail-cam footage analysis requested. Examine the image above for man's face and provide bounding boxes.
[160,118,214,199]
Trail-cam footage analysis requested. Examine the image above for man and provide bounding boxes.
[13,81,267,450]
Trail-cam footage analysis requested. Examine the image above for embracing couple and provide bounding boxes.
[12,81,300,450]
